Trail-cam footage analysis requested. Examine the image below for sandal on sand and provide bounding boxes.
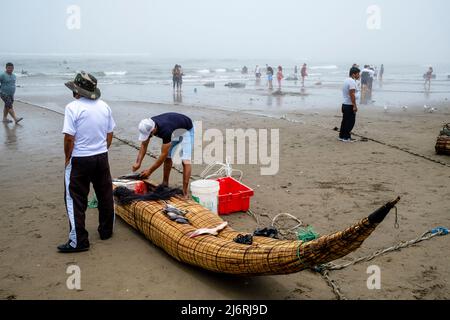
[15,117,23,124]
[2,119,12,123]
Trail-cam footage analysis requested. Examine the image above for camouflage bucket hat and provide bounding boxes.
[65,71,101,100]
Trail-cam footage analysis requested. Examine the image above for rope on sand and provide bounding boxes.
[319,270,348,300]
[314,227,449,300]
[351,132,450,168]
[317,227,449,272]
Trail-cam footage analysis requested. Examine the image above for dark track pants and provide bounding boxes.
[64,152,114,248]
[339,104,356,140]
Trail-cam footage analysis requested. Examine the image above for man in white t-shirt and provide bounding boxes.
[58,71,116,253]
[339,67,360,142]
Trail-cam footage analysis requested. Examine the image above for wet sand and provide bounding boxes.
[0,99,449,300]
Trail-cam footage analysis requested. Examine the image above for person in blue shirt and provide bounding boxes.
[0,62,23,124]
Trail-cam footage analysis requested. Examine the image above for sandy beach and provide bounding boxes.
[1,97,449,300]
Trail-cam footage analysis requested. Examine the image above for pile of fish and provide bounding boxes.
[163,203,189,224]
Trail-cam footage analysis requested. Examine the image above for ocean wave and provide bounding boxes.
[215,68,227,73]
[19,72,75,78]
[104,71,127,76]
[183,75,201,79]
[93,71,128,77]
[197,69,211,74]
[309,65,338,70]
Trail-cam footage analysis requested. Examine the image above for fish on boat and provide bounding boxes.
[113,180,400,276]
[163,203,189,224]
[189,222,228,238]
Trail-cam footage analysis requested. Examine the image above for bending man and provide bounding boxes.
[133,112,194,197]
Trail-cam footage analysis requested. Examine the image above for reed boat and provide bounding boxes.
[113,180,400,276]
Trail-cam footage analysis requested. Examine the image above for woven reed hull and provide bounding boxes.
[435,136,450,155]
[114,185,398,275]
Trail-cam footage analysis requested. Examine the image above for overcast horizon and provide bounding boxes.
[0,0,449,65]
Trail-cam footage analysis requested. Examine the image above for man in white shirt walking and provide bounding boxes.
[58,72,116,253]
[339,67,360,142]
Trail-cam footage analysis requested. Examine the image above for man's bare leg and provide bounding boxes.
[163,158,172,186]
[3,107,9,122]
[182,160,191,197]
[8,108,19,122]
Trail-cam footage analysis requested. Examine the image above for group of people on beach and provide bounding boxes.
[349,63,385,105]
[254,63,308,90]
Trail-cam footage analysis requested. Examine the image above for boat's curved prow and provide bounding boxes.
[368,197,401,224]
[297,197,401,269]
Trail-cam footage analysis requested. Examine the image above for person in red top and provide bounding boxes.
[276,66,284,90]
[301,63,308,87]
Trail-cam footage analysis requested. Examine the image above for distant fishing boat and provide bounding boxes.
[113,180,400,275]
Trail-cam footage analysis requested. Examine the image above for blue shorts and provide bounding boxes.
[168,127,194,161]
[268,75,273,81]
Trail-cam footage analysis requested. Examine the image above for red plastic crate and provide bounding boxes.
[217,177,254,215]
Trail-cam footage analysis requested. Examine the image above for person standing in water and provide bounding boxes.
[277,66,284,90]
[339,67,360,142]
[1,63,23,124]
[301,63,308,87]
[379,64,384,82]
[424,66,433,91]
[266,64,274,90]
[360,65,373,104]
[172,64,179,91]
[177,65,184,92]
[255,65,261,79]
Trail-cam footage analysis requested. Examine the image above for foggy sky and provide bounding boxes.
[1,0,449,64]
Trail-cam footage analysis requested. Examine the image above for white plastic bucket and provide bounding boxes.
[190,179,220,214]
